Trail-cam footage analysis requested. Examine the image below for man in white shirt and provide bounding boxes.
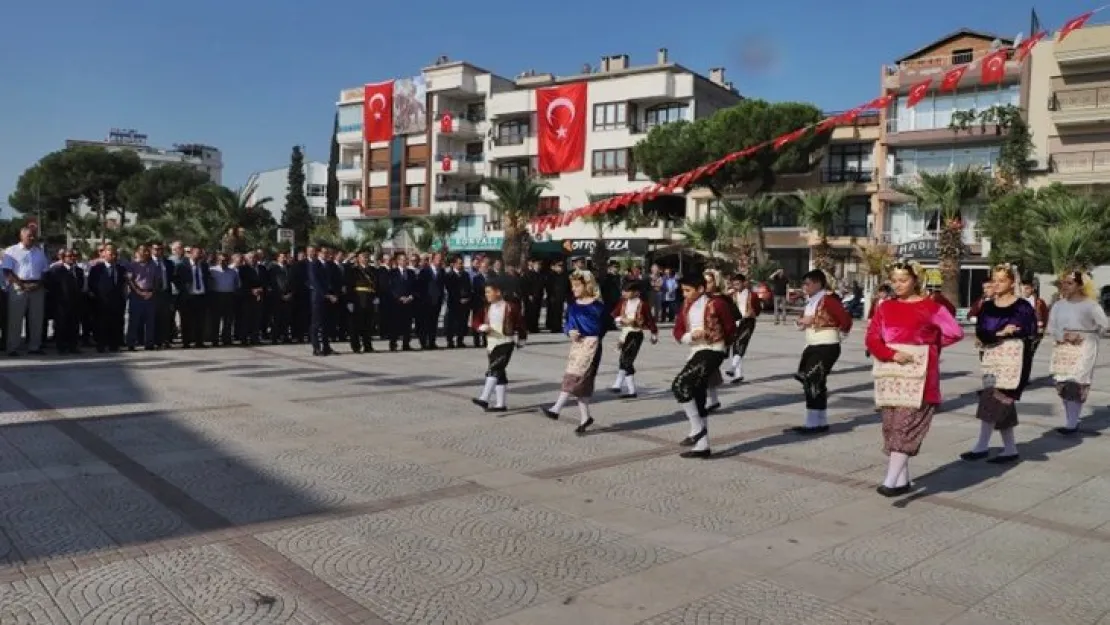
[2,228,50,355]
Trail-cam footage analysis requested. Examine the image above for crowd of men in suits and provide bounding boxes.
[0,228,671,358]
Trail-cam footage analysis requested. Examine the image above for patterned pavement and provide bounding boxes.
[0,323,1109,624]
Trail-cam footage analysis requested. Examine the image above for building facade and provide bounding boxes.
[243,161,329,224]
[334,50,741,256]
[1027,23,1110,191]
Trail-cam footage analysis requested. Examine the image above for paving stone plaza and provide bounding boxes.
[1,323,1109,624]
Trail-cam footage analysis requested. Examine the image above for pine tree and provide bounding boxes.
[325,113,339,219]
[282,145,314,245]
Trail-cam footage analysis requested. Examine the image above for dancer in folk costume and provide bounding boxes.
[541,271,608,434]
[671,273,736,459]
[962,263,1037,464]
[865,261,963,497]
[793,270,852,435]
[608,280,658,399]
[1047,271,1108,435]
[471,280,527,413]
[701,269,733,411]
[1022,282,1050,358]
[725,273,760,383]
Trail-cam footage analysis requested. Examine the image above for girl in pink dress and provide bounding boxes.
[865,261,964,497]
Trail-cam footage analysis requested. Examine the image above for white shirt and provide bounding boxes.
[188,261,206,295]
[621,298,641,323]
[680,296,708,344]
[734,289,751,317]
[2,244,49,281]
[803,290,826,317]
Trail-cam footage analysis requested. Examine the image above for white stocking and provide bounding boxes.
[971,420,992,453]
[577,398,591,425]
[693,428,710,451]
[1000,428,1018,456]
[729,354,741,374]
[897,461,910,487]
[1065,400,1082,429]
[625,375,637,395]
[804,410,820,429]
[682,401,704,437]
[611,370,626,390]
[708,387,719,406]
[478,377,497,401]
[815,410,828,427]
[493,385,506,408]
[550,392,570,413]
[883,452,909,488]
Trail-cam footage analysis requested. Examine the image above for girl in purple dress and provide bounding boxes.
[961,264,1038,464]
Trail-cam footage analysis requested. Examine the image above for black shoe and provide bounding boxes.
[472,398,489,409]
[789,425,829,435]
[987,454,1020,465]
[1056,426,1080,436]
[487,406,508,414]
[960,451,989,461]
[876,484,912,498]
[620,393,638,400]
[351,347,362,354]
[609,388,622,394]
[390,343,398,352]
[575,417,595,435]
[730,377,744,385]
[680,428,707,447]
[705,403,721,414]
[540,407,559,420]
[680,449,712,459]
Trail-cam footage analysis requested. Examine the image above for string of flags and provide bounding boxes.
[529,8,1102,235]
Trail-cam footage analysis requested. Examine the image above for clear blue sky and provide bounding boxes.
[0,0,1093,213]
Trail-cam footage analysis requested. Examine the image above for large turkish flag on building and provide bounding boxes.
[536,83,587,174]
[363,81,394,143]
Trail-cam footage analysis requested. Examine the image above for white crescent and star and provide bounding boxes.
[987,56,1003,72]
[368,93,387,120]
[546,96,577,140]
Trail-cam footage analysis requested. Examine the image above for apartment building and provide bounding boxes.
[686,111,882,279]
[875,29,1027,306]
[1027,22,1110,190]
[334,50,741,257]
[243,161,329,223]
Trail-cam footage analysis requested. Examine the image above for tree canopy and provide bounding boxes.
[118,164,211,221]
[282,145,315,245]
[9,146,144,228]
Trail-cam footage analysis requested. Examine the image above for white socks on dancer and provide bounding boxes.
[625,375,636,395]
[478,377,497,402]
[493,385,506,409]
[729,355,743,377]
[577,398,591,425]
[883,452,910,488]
[816,410,828,427]
[1000,428,1018,456]
[550,392,570,413]
[971,420,992,453]
[1064,400,1083,429]
[804,409,828,428]
[681,401,709,451]
[708,387,719,406]
[611,370,626,391]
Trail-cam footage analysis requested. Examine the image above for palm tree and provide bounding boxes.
[717,195,779,266]
[896,167,989,304]
[795,187,849,274]
[677,214,728,269]
[192,184,274,253]
[1022,193,1110,274]
[581,192,629,270]
[715,200,756,274]
[415,212,464,253]
[483,176,551,270]
[353,219,394,256]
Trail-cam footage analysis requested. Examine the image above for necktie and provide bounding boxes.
[193,265,201,292]
[108,265,115,284]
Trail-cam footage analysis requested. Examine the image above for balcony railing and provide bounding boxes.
[484,220,503,231]
[883,48,1013,75]
[1049,150,1110,174]
[828,224,869,238]
[436,152,486,163]
[338,123,362,133]
[434,192,484,203]
[821,169,875,184]
[879,227,983,245]
[822,110,881,127]
[337,163,359,170]
[435,110,487,123]
[338,198,361,207]
[492,133,531,146]
[1049,87,1110,111]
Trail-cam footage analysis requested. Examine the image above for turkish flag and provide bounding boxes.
[939,65,969,92]
[440,113,453,134]
[442,155,453,172]
[980,50,1008,85]
[363,81,394,143]
[1017,31,1046,62]
[1059,12,1093,42]
[536,82,587,174]
[906,79,932,108]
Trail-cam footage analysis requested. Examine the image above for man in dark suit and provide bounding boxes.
[289,249,311,343]
[45,248,84,354]
[443,255,472,348]
[150,242,177,348]
[416,252,445,349]
[235,252,263,346]
[308,246,337,356]
[520,259,544,333]
[86,244,128,353]
[174,246,210,348]
[266,251,293,344]
[327,252,346,343]
[374,253,393,341]
[470,257,490,348]
[387,252,416,351]
[545,259,569,333]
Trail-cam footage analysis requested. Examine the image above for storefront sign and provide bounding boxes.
[440,235,502,252]
[560,239,647,255]
[895,238,939,260]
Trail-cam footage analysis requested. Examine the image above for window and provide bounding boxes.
[824,144,873,182]
[895,85,1019,132]
[405,184,424,208]
[951,48,974,64]
[830,199,870,237]
[496,161,529,180]
[892,146,1000,178]
[306,184,326,197]
[593,102,627,130]
[643,104,687,129]
[465,102,486,121]
[496,120,529,145]
[310,206,326,218]
[592,149,628,176]
[538,196,560,214]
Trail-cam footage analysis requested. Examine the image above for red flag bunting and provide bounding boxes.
[1017,31,1046,62]
[980,49,1008,85]
[906,79,932,108]
[939,65,969,92]
[863,94,894,110]
[363,81,394,143]
[1059,12,1093,42]
[773,128,809,150]
[536,82,588,174]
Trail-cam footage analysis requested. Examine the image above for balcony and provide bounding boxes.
[336,198,362,220]
[1055,26,1110,66]
[435,153,486,178]
[882,49,1020,90]
[885,117,1003,146]
[488,132,534,160]
[435,111,487,138]
[484,220,503,233]
[1049,149,1110,185]
[820,169,875,185]
[1049,88,1110,127]
[337,123,363,144]
[336,163,361,182]
[433,192,485,213]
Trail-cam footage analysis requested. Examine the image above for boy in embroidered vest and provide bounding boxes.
[671,273,735,459]
[609,280,659,398]
[793,270,852,434]
[471,281,526,413]
[725,273,760,383]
